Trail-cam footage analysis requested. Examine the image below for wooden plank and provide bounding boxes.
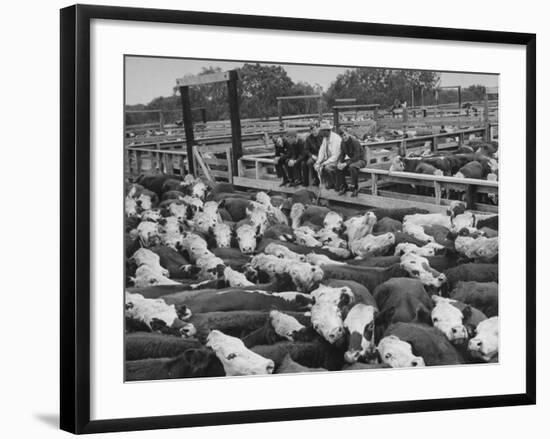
[332,104,380,110]
[361,168,499,187]
[176,71,230,87]
[210,170,229,178]
[233,177,451,213]
[193,146,214,183]
[277,94,322,101]
[225,146,233,182]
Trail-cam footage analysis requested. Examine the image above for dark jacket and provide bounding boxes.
[274,138,290,158]
[287,138,305,162]
[340,136,364,164]
[301,133,323,161]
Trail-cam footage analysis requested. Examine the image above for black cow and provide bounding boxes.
[443,263,498,291]
[125,348,225,381]
[450,281,499,317]
[125,332,201,361]
[373,277,433,339]
[322,263,409,293]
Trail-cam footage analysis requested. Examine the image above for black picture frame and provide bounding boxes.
[60,4,536,434]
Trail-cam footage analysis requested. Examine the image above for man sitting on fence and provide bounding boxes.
[335,127,366,197]
[273,135,291,187]
[300,122,323,187]
[314,120,342,190]
[285,129,306,187]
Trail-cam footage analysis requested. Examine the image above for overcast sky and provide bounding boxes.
[125,56,499,106]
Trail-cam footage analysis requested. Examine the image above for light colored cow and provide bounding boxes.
[403,212,451,229]
[290,203,305,229]
[402,222,434,243]
[206,330,275,376]
[132,265,181,288]
[294,226,323,247]
[350,232,395,258]
[264,243,306,262]
[212,222,232,248]
[468,316,499,362]
[377,335,425,368]
[431,296,469,343]
[136,221,161,246]
[310,285,355,344]
[455,235,498,260]
[269,310,305,341]
[400,253,447,290]
[394,242,444,257]
[343,303,378,363]
[344,212,377,242]
[236,223,260,255]
[224,266,254,287]
[131,248,169,277]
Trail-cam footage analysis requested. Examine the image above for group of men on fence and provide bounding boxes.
[273,120,365,197]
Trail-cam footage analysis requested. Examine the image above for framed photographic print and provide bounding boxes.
[60,4,536,434]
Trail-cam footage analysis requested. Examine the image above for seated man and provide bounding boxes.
[285,129,305,187]
[335,127,366,197]
[314,120,342,190]
[273,135,291,186]
[300,122,323,186]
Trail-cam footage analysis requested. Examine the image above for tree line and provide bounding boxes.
[125,64,490,126]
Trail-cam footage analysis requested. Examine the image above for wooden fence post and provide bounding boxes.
[371,173,378,196]
[179,85,195,175]
[227,70,243,177]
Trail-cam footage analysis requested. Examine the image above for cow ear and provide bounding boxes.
[255,224,262,237]
[415,306,432,325]
[462,305,473,322]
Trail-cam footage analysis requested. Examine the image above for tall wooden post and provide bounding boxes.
[458,86,462,110]
[159,111,164,132]
[317,97,323,121]
[179,85,195,175]
[277,100,283,129]
[200,108,207,124]
[227,70,242,176]
[484,92,490,141]
[333,108,339,133]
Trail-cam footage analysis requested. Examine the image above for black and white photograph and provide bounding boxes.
[124,56,500,380]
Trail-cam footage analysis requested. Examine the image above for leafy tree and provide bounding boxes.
[325,68,440,108]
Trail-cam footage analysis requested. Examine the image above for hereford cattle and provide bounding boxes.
[161,289,314,314]
[382,322,464,366]
[137,174,182,197]
[347,255,402,268]
[394,242,444,257]
[125,332,201,361]
[149,245,191,279]
[294,226,323,247]
[400,253,447,291]
[243,311,314,347]
[219,198,256,222]
[476,214,498,231]
[235,223,261,255]
[351,232,395,258]
[251,340,346,371]
[468,317,499,362]
[455,161,484,179]
[125,348,225,381]
[125,292,195,337]
[132,264,181,288]
[322,263,409,293]
[310,284,355,344]
[206,330,275,376]
[212,248,251,270]
[263,223,294,241]
[257,238,348,261]
[344,212,377,242]
[343,303,378,363]
[377,334,425,368]
[429,296,473,344]
[370,207,429,223]
[422,225,455,248]
[455,235,498,261]
[373,278,432,339]
[443,263,498,291]
[373,217,403,234]
[450,281,498,317]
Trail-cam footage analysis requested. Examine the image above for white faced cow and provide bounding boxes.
[206,330,275,376]
[468,316,499,362]
[343,303,378,364]
[377,335,425,368]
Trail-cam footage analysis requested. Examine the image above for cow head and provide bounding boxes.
[316,229,348,249]
[294,226,323,247]
[236,223,261,254]
[311,285,355,344]
[132,265,180,287]
[400,253,447,292]
[447,201,467,218]
[206,330,275,376]
[468,317,499,362]
[352,232,395,257]
[191,180,207,200]
[289,262,324,293]
[343,304,377,363]
[389,156,405,172]
[394,242,444,257]
[269,310,305,341]
[323,211,344,233]
[264,242,306,262]
[431,296,470,344]
[125,292,193,337]
[377,335,425,368]
[213,222,232,248]
[255,191,272,207]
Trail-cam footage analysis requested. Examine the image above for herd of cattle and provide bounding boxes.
[124,172,499,380]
